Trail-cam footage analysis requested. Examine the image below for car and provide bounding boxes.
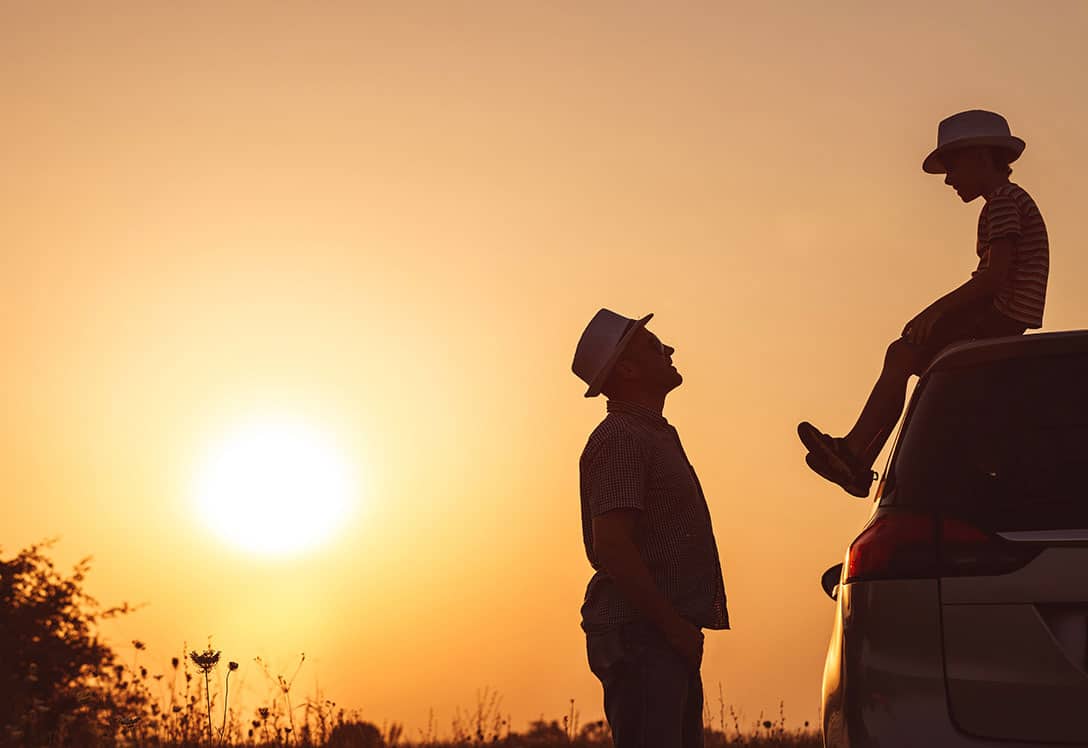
[820,330,1088,748]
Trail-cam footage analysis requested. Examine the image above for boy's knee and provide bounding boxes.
[883,338,921,375]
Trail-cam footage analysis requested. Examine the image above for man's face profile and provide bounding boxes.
[614,327,682,394]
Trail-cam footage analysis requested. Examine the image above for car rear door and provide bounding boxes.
[891,349,1088,743]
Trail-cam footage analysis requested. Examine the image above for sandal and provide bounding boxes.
[805,451,876,499]
[798,421,858,478]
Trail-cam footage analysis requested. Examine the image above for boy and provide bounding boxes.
[799,109,1049,497]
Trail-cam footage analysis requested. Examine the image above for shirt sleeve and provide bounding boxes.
[986,192,1022,243]
[581,427,647,517]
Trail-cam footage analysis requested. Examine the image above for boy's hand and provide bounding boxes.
[902,304,943,345]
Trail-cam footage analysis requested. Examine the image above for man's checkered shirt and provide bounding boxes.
[579,399,729,632]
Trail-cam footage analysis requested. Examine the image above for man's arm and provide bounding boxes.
[592,508,703,670]
[904,237,1014,345]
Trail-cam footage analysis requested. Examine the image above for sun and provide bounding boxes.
[191,414,357,556]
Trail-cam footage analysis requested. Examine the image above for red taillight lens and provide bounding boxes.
[939,517,1041,576]
[845,511,938,583]
[845,511,1041,584]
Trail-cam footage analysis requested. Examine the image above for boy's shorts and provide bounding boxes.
[906,297,1027,376]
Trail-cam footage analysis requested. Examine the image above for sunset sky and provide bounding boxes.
[4,1,1088,734]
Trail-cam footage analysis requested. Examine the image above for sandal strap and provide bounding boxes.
[805,452,873,499]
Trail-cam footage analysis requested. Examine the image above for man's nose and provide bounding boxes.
[665,345,675,356]
[944,173,954,186]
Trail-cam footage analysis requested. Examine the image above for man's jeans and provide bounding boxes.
[586,620,704,748]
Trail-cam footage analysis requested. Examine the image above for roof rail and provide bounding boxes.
[925,330,1088,374]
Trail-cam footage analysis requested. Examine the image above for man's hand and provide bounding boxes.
[664,618,704,671]
[902,303,944,345]
[593,510,705,671]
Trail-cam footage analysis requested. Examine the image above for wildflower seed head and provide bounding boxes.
[171,657,179,669]
[228,661,239,671]
[132,640,146,651]
[189,648,221,674]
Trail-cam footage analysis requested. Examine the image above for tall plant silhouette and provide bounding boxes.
[189,648,220,743]
[0,541,143,745]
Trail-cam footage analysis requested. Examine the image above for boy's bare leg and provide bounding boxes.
[842,338,922,471]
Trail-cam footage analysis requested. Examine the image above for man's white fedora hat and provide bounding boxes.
[922,109,1025,174]
[572,308,653,398]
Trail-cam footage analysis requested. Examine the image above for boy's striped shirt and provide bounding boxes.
[975,182,1049,328]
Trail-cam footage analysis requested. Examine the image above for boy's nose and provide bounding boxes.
[944,173,954,186]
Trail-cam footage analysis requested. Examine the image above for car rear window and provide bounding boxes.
[881,352,1088,531]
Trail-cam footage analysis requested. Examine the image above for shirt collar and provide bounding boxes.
[984,181,1013,201]
[606,399,670,428]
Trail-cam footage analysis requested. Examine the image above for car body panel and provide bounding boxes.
[822,533,1083,748]
[941,547,1088,604]
[942,602,1088,743]
[942,545,1088,742]
[822,572,957,748]
[822,331,1088,747]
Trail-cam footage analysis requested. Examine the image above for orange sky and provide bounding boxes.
[4,1,1088,735]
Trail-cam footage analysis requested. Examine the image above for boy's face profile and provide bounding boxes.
[941,146,997,203]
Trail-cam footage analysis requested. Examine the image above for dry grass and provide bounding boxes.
[2,542,819,747]
[45,640,821,746]
[25,639,819,746]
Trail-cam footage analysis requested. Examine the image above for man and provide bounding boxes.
[572,308,729,748]
[799,110,1049,497]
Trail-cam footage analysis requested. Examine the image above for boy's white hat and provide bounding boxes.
[572,309,653,398]
[922,110,1025,174]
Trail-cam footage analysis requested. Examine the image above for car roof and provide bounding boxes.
[926,329,1088,374]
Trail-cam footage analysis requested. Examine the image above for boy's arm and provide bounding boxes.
[903,237,1015,345]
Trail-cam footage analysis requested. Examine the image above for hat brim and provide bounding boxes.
[584,313,654,398]
[922,135,1026,174]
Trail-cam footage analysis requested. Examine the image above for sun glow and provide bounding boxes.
[191,415,357,556]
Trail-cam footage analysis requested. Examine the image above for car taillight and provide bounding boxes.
[845,510,1040,584]
[846,511,938,583]
[939,516,1041,576]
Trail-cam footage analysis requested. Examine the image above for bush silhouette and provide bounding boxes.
[328,719,385,747]
[0,541,143,746]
